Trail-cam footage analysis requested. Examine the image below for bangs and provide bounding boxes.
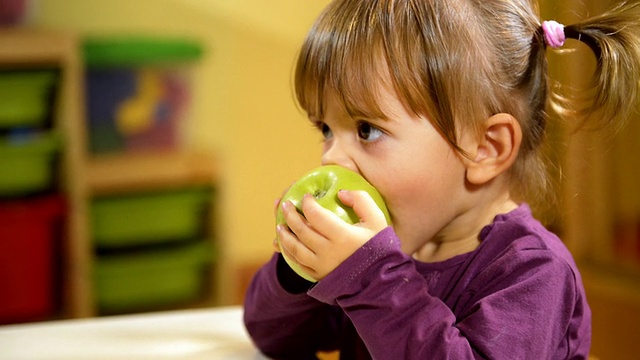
[294,2,397,121]
[293,0,498,154]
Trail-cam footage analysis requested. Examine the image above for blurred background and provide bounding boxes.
[0,0,638,358]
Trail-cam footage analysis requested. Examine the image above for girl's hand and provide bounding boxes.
[272,197,283,253]
[272,183,294,253]
[277,190,388,281]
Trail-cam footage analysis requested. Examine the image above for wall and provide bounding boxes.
[34,0,330,304]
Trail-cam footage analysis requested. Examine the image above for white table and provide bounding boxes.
[0,306,266,359]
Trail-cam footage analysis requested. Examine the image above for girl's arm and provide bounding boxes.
[308,227,586,359]
[243,253,345,359]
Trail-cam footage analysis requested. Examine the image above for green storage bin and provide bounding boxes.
[0,71,57,128]
[91,188,211,248]
[94,241,213,312]
[0,132,60,196]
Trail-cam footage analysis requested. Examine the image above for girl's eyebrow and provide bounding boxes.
[307,115,321,125]
[310,117,335,132]
[309,118,323,129]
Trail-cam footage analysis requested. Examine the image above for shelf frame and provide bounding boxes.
[87,151,217,196]
[0,29,93,318]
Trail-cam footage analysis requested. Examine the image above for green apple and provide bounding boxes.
[276,165,391,282]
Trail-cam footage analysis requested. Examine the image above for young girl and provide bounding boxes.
[244,0,640,358]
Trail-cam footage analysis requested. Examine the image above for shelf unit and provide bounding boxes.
[0,29,90,319]
[0,30,218,319]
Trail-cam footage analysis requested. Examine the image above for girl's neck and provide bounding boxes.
[413,197,519,263]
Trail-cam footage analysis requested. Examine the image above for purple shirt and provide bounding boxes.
[244,204,591,359]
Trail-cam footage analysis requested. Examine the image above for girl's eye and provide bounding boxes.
[357,121,383,142]
[319,122,333,140]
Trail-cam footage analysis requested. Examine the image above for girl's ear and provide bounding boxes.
[464,113,522,185]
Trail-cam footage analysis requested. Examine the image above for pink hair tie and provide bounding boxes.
[542,20,566,48]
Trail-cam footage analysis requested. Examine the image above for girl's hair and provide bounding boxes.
[294,0,640,216]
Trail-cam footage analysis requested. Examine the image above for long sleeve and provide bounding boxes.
[244,206,590,359]
[243,254,346,359]
[308,227,475,359]
[308,225,589,359]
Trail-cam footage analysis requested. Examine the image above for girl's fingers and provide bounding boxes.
[281,200,324,250]
[300,194,350,240]
[338,190,388,230]
[277,224,316,272]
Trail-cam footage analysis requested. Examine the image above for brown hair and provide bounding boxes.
[294,0,640,215]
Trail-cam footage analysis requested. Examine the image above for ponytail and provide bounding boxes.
[555,2,640,132]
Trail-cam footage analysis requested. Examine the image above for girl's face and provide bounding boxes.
[315,89,482,258]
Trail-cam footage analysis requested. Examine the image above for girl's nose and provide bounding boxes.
[321,141,357,172]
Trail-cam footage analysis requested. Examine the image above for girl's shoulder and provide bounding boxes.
[482,204,572,258]
[475,203,582,286]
